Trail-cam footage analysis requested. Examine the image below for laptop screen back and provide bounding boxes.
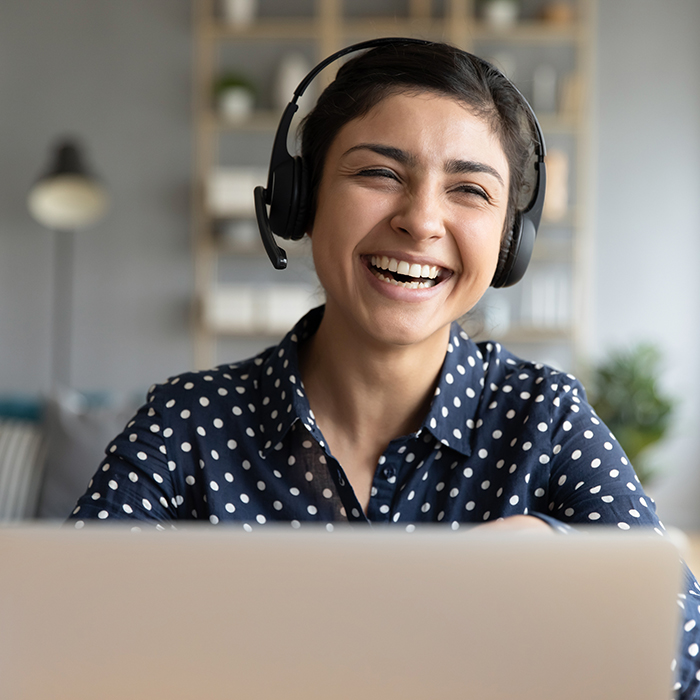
[0,526,682,700]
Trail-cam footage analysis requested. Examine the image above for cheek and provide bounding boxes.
[479,241,503,284]
[320,177,386,221]
[454,217,505,277]
[308,198,355,288]
[310,182,385,258]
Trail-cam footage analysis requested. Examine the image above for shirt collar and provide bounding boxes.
[419,324,486,457]
[257,307,484,459]
[257,306,326,458]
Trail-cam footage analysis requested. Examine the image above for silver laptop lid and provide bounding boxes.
[0,526,682,700]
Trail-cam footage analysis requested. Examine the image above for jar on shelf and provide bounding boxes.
[481,0,520,29]
[213,73,256,123]
[219,0,257,27]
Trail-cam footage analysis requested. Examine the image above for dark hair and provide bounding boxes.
[300,41,538,246]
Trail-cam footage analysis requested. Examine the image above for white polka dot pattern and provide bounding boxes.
[68,307,700,697]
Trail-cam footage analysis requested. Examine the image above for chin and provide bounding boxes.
[358,307,454,350]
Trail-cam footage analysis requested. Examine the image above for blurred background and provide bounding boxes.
[0,0,699,528]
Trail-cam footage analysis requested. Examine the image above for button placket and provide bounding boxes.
[367,445,406,521]
[315,456,367,523]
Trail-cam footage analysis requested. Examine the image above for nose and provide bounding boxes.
[389,184,446,242]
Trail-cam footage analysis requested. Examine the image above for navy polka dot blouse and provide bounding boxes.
[70,306,700,698]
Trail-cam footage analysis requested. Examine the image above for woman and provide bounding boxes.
[70,41,700,696]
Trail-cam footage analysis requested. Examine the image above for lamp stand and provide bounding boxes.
[50,229,74,389]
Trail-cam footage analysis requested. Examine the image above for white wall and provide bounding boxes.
[594,0,700,528]
[0,0,193,395]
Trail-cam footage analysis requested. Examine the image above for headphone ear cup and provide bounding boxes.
[268,156,295,241]
[268,155,308,241]
[491,212,535,289]
[287,156,309,241]
[492,225,515,289]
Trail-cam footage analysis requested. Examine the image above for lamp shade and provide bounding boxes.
[27,141,108,231]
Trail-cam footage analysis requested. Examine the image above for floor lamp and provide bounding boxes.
[27,140,109,390]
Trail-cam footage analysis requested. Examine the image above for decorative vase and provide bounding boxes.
[274,52,314,114]
[482,0,519,29]
[220,0,257,26]
[218,87,255,122]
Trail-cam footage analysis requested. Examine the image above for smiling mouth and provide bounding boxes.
[367,255,448,289]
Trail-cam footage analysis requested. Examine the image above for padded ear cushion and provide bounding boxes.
[268,156,295,240]
[492,227,515,288]
[491,215,520,289]
[268,155,308,241]
[287,156,309,241]
[491,212,536,288]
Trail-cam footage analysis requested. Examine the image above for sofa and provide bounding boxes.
[0,389,141,521]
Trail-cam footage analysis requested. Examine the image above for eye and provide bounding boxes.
[355,167,399,181]
[453,184,491,202]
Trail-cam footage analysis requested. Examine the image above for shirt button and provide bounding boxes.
[383,466,396,479]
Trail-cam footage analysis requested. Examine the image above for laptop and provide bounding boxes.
[0,525,682,700]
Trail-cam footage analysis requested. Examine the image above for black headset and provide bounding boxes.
[254,37,547,288]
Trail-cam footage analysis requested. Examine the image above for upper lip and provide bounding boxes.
[365,253,452,281]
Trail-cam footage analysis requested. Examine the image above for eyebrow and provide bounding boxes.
[445,159,505,187]
[343,143,416,166]
[343,143,505,187]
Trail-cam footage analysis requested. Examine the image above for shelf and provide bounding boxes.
[192,0,595,370]
[205,18,319,41]
[472,20,582,44]
[206,110,281,132]
[214,235,311,259]
[203,17,583,46]
[339,18,446,38]
[481,326,574,345]
[199,283,320,338]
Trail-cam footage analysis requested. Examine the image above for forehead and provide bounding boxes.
[329,91,509,175]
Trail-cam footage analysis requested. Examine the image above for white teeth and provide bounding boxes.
[374,271,436,289]
[370,255,441,281]
[408,263,422,278]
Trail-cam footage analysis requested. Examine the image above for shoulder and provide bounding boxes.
[460,338,591,436]
[476,339,587,400]
[144,345,278,408]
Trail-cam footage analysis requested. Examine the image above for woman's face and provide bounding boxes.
[308,90,510,350]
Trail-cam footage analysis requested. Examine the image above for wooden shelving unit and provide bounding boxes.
[192,0,595,372]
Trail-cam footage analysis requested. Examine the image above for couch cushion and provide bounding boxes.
[0,420,44,521]
[35,390,138,520]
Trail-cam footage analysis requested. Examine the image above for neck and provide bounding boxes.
[299,306,450,445]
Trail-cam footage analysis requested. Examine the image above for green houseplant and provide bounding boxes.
[591,343,675,486]
[213,72,256,122]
